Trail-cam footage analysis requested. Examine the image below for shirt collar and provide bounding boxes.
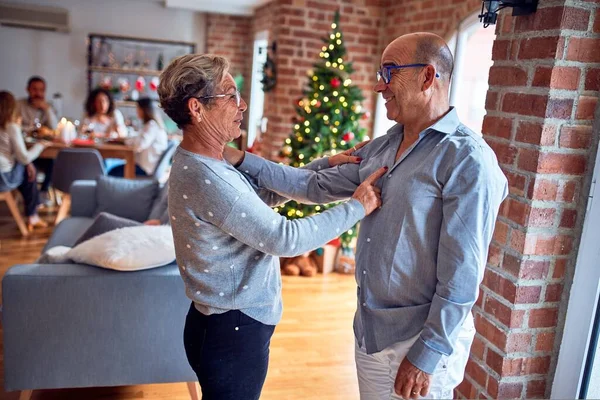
[385,107,460,137]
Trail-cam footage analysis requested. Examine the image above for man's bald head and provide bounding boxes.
[383,33,454,82]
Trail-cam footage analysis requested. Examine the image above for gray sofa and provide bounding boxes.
[2,179,197,397]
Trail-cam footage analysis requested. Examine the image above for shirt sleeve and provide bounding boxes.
[406,148,508,374]
[237,152,361,205]
[8,123,44,165]
[179,166,366,258]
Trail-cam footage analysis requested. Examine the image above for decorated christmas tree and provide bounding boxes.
[274,11,368,249]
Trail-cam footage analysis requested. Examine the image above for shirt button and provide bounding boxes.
[362,303,366,306]
[235,327,239,331]
[387,174,392,178]
[363,270,366,275]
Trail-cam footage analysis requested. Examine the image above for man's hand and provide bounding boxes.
[31,99,50,111]
[26,163,37,183]
[394,358,431,399]
[328,140,370,167]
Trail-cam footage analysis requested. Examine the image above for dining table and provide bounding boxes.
[26,137,137,179]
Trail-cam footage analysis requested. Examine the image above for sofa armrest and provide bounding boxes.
[70,180,97,217]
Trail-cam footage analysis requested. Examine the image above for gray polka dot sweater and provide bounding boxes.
[169,147,365,326]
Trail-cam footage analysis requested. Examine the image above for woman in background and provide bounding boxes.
[0,91,50,231]
[82,88,127,138]
[109,98,168,177]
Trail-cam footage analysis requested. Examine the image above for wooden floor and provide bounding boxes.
[0,202,360,400]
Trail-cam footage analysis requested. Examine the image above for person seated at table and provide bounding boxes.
[0,91,51,231]
[108,98,168,177]
[82,88,127,138]
[19,76,59,206]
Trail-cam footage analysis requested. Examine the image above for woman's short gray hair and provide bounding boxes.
[158,54,229,128]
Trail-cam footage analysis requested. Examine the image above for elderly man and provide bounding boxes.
[19,76,58,205]
[225,32,508,399]
[19,76,58,132]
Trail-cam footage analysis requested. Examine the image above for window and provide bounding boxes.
[247,31,268,148]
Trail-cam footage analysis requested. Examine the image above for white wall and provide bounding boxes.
[0,0,206,119]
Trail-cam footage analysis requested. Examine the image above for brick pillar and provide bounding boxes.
[459,1,600,398]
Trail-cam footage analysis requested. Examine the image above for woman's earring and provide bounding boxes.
[197,116,202,123]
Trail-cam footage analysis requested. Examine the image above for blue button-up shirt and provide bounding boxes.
[238,108,508,374]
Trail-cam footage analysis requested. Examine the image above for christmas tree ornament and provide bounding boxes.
[100,76,112,90]
[135,76,146,92]
[149,76,159,91]
[342,131,355,142]
[282,145,293,156]
[118,78,130,93]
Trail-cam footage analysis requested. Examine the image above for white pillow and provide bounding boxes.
[66,225,175,271]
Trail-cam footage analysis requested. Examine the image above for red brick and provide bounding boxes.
[536,332,556,352]
[515,121,555,146]
[489,66,528,87]
[560,125,593,149]
[536,152,587,175]
[475,312,508,350]
[485,90,500,111]
[485,347,506,375]
[492,39,510,60]
[576,96,598,120]
[567,38,600,62]
[527,234,573,256]
[488,139,518,165]
[529,207,556,228]
[527,379,547,399]
[546,283,564,302]
[510,229,527,254]
[529,307,559,328]
[487,375,499,398]
[519,36,561,60]
[457,378,478,400]
[528,178,558,201]
[516,285,542,304]
[483,269,517,304]
[546,98,574,119]
[535,66,581,90]
[521,259,551,280]
[482,116,512,140]
[585,68,600,91]
[471,335,486,360]
[523,355,552,375]
[532,66,552,87]
[487,244,502,267]
[558,179,578,202]
[560,208,577,228]
[553,258,567,279]
[507,198,531,226]
[505,172,527,197]
[506,332,532,352]
[466,359,488,388]
[493,220,510,244]
[484,295,513,327]
[498,382,524,398]
[502,93,548,117]
[517,148,540,172]
[595,9,600,33]
[562,7,592,30]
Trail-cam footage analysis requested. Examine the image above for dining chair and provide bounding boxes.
[51,149,106,224]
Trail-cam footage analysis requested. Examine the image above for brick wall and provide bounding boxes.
[459,1,600,398]
[382,0,481,43]
[205,13,253,101]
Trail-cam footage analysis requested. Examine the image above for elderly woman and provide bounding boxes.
[158,54,385,400]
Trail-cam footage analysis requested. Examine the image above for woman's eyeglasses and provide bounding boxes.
[376,64,439,84]
[197,90,241,107]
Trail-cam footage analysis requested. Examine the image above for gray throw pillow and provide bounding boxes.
[95,175,158,222]
[74,212,143,246]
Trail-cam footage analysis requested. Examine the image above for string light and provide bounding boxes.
[336,39,342,45]
[329,44,334,50]
[312,76,318,81]
[339,65,345,70]
[336,33,341,38]
[323,115,329,121]
[335,109,341,114]
[314,93,319,98]
[322,46,327,51]
[337,58,343,63]
[340,140,346,145]
[319,52,325,57]
[326,62,331,67]
[332,63,338,68]
[331,23,337,29]
[299,162,305,167]
[304,121,310,126]
[339,96,345,102]
[344,79,352,86]
[319,85,325,90]
[324,52,330,57]
[299,154,305,160]
[343,102,348,107]
[330,34,335,39]
[332,127,338,133]
[274,208,279,213]
[285,138,291,144]
[331,149,337,155]
[347,229,354,235]
[315,206,322,211]
[294,124,300,130]
[333,91,338,96]
[334,121,340,126]
[315,137,321,142]
[305,128,310,133]
[323,96,329,102]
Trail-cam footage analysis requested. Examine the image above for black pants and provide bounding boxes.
[33,158,53,192]
[183,303,275,400]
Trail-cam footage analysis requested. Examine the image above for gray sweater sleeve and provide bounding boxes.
[178,165,365,258]
[240,157,331,207]
[238,152,360,204]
